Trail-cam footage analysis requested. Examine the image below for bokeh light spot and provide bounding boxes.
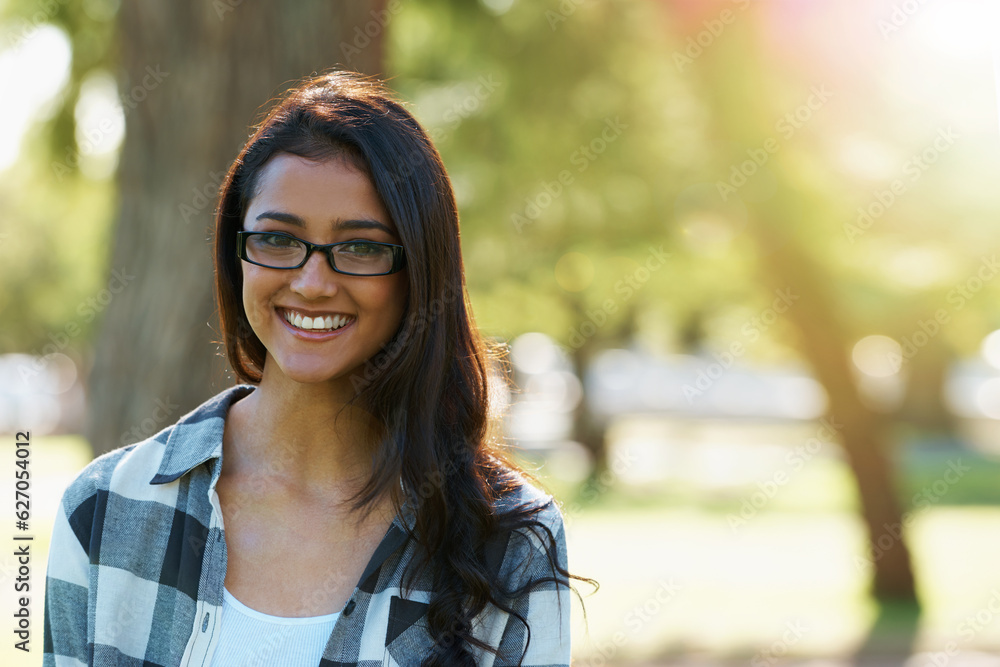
[852,335,902,377]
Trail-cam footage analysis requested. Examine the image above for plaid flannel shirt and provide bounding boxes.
[43,384,571,666]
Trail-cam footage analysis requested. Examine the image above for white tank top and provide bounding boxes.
[209,587,341,667]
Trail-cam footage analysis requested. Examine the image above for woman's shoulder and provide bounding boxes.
[488,463,569,577]
[58,384,255,515]
[492,466,561,519]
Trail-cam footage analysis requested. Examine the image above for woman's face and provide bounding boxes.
[240,152,408,389]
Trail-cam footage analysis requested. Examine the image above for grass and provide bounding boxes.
[538,444,1000,664]
[563,503,1000,662]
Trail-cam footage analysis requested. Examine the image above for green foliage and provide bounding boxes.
[395,1,1000,366]
[0,0,118,354]
[388,0,733,354]
[0,132,114,353]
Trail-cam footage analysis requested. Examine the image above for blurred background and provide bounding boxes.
[2,0,1000,665]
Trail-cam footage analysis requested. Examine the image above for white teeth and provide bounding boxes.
[283,309,351,331]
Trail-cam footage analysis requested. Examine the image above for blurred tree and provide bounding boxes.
[660,1,917,600]
[386,0,697,484]
[382,0,949,605]
[82,0,388,455]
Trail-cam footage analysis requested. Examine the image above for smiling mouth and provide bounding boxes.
[280,308,355,332]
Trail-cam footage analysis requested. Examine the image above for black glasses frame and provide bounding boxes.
[236,231,406,276]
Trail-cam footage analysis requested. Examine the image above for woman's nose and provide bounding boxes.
[289,250,340,298]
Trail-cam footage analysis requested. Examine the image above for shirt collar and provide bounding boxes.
[150,384,256,485]
[149,383,418,561]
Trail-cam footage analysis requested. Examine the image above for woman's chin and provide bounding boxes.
[270,360,347,386]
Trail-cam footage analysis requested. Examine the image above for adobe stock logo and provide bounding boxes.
[338,0,404,63]
[18,267,136,383]
[672,0,751,72]
[51,65,170,181]
[716,85,833,202]
[588,579,683,666]
[567,246,670,350]
[511,117,628,233]
[855,458,970,571]
[179,170,227,224]
[877,0,930,39]
[844,127,958,243]
[682,288,799,403]
[119,398,180,446]
[727,417,841,532]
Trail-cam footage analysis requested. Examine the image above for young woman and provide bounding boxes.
[44,71,582,667]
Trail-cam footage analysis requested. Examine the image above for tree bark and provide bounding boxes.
[86,0,387,456]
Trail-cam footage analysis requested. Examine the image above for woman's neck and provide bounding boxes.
[222,369,381,499]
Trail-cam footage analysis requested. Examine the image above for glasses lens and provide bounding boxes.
[332,242,395,275]
[245,233,306,268]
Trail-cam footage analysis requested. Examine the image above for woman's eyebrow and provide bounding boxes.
[255,210,394,234]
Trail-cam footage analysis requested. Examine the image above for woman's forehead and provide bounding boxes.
[248,153,396,235]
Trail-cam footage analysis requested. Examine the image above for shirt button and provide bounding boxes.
[343,599,356,616]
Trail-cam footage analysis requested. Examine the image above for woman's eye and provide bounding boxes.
[342,242,381,255]
[260,233,298,247]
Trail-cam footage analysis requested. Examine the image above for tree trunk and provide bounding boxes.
[753,220,917,599]
[567,293,642,487]
[569,340,608,484]
[85,0,386,456]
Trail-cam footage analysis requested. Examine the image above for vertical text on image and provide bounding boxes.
[13,431,32,652]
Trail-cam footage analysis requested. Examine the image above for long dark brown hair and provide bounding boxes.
[212,70,588,665]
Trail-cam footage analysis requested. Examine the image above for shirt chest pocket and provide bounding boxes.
[383,596,434,666]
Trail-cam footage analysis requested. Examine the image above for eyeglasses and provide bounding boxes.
[236,231,406,276]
